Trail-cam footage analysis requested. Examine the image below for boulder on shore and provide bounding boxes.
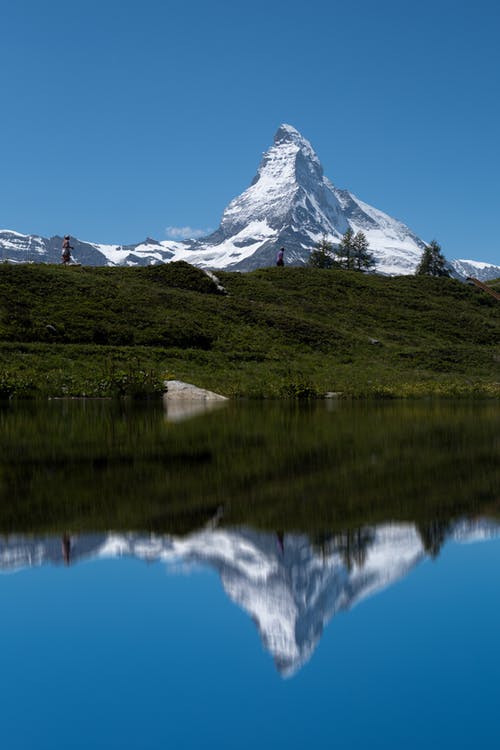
[164,380,228,401]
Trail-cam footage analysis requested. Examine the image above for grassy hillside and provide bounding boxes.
[0,262,498,398]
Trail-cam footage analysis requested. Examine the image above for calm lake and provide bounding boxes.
[0,399,499,749]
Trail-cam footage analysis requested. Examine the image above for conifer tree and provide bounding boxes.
[352,231,375,272]
[415,240,450,277]
[336,228,355,270]
[308,236,336,268]
[416,245,434,276]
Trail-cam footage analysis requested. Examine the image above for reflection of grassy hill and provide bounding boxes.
[0,401,497,542]
[0,262,498,397]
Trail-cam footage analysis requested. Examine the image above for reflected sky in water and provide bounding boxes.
[1,524,500,749]
[0,399,498,749]
[2,521,500,677]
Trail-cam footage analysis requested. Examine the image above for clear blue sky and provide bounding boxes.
[1,0,499,264]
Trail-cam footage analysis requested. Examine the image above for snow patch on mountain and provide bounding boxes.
[170,220,276,268]
[450,258,500,281]
[94,238,182,266]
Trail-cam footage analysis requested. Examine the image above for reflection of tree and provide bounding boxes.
[311,532,336,559]
[334,527,376,570]
[275,531,285,554]
[62,533,71,565]
[313,528,376,569]
[417,519,451,558]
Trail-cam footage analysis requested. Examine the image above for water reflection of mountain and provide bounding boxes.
[1,520,499,677]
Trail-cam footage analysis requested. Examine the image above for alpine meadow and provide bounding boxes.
[0,261,498,399]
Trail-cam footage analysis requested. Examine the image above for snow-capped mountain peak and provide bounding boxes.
[274,122,309,144]
[171,123,430,271]
[272,122,323,176]
[219,123,335,236]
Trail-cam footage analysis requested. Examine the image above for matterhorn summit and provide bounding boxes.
[219,123,347,243]
[176,123,427,273]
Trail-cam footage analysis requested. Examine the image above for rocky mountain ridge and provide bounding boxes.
[1,124,498,277]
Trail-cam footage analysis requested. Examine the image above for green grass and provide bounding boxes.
[0,262,498,398]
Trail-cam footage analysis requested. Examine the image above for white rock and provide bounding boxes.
[164,380,228,401]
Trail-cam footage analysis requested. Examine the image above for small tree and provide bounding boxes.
[336,228,355,270]
[352,230,375,272]
[416,240,450,277]
[309,235,336,268]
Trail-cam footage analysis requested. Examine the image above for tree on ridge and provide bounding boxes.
[336,228,355,270]
[352,230,375,272]
[416,240,450,277]
[308,235,337,268]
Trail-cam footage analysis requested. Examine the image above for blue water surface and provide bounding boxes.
[1,536,499,750]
